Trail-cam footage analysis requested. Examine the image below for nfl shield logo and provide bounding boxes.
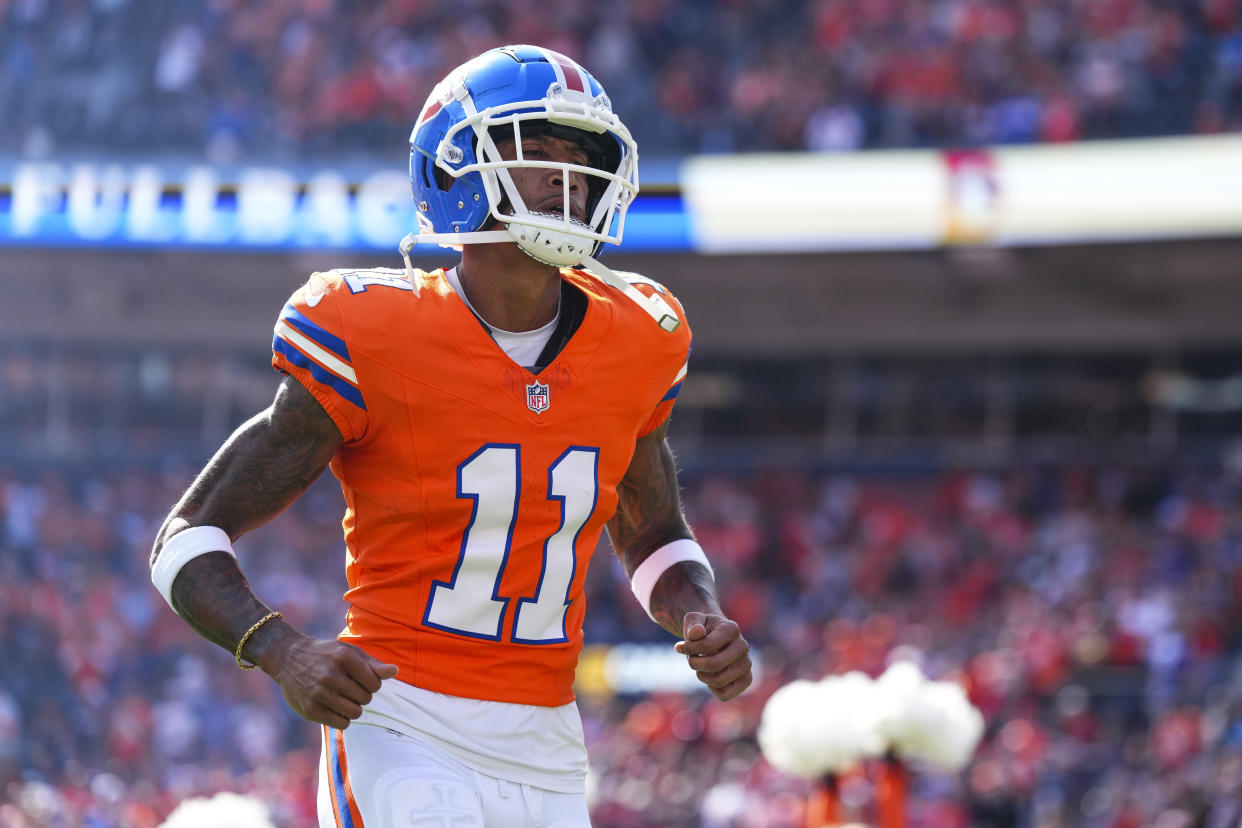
[526,381,550,414]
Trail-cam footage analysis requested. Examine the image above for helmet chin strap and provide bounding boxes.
[400,229,680,333]
[399,233,422,296]
[578,253,681,333]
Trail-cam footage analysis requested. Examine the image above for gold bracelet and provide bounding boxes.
[235,611,283,671]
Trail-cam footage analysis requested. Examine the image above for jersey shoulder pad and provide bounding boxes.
[275,270,365,380]
[612,269,672,297]
[272,271,372,440]
[285,267,421,335]
[278,270,349,342]
[569,267,687,322]
[612,269,689,337]
[320,267,418,299]
[576,269,691,368]
[279,267,414,317]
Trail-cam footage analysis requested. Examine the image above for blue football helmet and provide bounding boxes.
[407,45,639,267]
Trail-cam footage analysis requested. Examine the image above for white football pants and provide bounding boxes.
[317,722,593,828]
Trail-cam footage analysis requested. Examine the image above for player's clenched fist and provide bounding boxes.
[675,611,753,702]
[258,633,398,729]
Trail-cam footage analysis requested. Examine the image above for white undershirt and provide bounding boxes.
[359,679,588,793]
[445,267,559,369]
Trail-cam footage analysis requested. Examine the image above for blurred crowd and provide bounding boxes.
[4,428,1242,825]
[1,0,1241,161]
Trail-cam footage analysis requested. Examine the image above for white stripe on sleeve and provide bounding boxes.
[274,320,358,384]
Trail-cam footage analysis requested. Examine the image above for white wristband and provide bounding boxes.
[630,539,714,621]
[152,525,236,611]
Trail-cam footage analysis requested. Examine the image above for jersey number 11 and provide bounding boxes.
[422,444,599,645]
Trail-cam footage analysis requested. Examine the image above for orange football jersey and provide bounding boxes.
[271,266,691,706]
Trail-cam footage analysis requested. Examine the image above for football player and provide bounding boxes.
[149,45,752,828]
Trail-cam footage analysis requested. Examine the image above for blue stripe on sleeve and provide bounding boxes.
[273,335,367,411]
[661,380,683,403]
[280,303,352,363]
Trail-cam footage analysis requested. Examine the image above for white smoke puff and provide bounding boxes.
[873,660,926,731]
[914,681,985,770]
[758,672,886,778]
[874,661,984,771]
[159,792,276,828]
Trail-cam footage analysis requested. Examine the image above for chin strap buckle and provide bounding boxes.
[580,254,681,333]
[398,234,423,297]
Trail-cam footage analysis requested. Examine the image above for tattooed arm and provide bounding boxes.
[607,421,753,701]
[151,376,396,729]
